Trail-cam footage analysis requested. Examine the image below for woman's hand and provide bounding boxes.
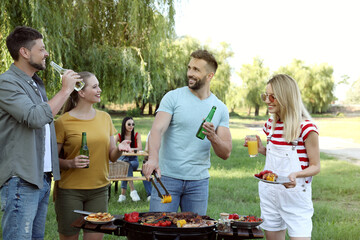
[71,155,89,168]
[283,172,297,188]
[244,135,266,156]
[118,140,131,152]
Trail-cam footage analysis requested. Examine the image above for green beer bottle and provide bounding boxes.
[80,132,89,168]
[196,106,217,140]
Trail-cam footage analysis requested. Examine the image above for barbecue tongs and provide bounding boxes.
[150,172,172,203]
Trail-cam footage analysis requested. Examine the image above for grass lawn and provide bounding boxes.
[1,114,359,239]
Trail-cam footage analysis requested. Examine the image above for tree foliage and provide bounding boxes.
[210,42,233,103]
[276,59,336,113]
[345,78,360,104]
[0,1,233,114]
[225,82,244,113]
[237,57,269,116]
[0,0,176,110]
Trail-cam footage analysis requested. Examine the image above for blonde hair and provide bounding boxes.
[61,71,95,114]
[268,74,312,142]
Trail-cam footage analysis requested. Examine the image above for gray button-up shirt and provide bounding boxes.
[0,64,60,189]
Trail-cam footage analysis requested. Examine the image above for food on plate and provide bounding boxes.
[254,170,278,182]
[228,213,239,220]
[161,194,172,203]
[264,172,277,181]
[86,212,114,222]
[231,214,263,223]
[140,212,215,228]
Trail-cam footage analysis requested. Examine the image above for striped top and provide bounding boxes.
[263,116,318,170]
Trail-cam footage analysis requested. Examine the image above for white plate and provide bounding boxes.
[254,175,291,184]
[84,216,115,224]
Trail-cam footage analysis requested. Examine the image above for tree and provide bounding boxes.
[238,57,269,116]
[226,82,244,113]
[346,78,360,104]
[277,59,336,113]
[0,0,176,110]
[209,42,233,103]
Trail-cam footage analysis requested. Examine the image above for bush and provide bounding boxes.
[126,108,141,117]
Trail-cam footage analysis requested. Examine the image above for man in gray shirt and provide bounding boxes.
[0,26,80,240]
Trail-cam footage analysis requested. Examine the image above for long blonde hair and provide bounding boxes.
[268,74,312,142]
[61,71,95,114]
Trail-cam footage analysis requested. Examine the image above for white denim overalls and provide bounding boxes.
[258,132,314,237]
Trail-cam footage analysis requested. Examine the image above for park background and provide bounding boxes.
[1,1,360,239]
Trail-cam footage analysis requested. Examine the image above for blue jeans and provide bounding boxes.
[142,179,152,196]
[119,156,139,190]
[149,176,209,215]
[1,174,51,240]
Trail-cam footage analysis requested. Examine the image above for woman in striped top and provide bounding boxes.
[246,74,321,240]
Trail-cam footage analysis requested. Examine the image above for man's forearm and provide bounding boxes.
[211,135,232,160]
[48,88,72,116]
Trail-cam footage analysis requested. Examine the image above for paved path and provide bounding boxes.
[319,136,360,166]
[246,125,360,166]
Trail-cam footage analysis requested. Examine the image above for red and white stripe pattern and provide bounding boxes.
[263,117,319,171]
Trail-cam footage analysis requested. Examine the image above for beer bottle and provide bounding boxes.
[50,61,85,91]
[80,132,90,168]
[196,106,217,140]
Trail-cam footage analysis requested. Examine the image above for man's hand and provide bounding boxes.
[202,122,216,141]
[142,159,160,181]
[61,70,81,93]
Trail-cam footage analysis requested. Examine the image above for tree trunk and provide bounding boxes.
[155,103,160,115]
[255,106,259,116]
[148,103,153,115]
[247,107,251,116]
[140,100,146,115]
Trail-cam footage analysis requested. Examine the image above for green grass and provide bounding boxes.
[315,116,360,144]
[1,115,359,240]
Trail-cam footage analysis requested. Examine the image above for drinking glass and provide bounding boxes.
[246,135,258,157]
[50,61,85,91]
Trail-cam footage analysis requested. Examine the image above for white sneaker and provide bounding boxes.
[117,194,126,203]
[147,196,151,202]
[130,190,140,202]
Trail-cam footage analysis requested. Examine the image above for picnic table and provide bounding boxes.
[108,151,149,197]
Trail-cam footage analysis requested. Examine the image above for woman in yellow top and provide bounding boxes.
[55,71,130,240]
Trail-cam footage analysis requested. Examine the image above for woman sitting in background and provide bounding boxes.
[115,116,142,202]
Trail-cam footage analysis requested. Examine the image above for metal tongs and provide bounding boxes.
[150,172,172,203]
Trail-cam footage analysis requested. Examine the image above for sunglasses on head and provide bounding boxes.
[260,93,276,102]
[127,123,135,127]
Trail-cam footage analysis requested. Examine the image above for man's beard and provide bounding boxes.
[29,57,46,71]
[188,75,206,90]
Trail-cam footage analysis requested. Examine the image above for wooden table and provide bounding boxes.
[122,151,149,157]
[109,151,149,197]
[72,215,124,236]
[217,226,264,239]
